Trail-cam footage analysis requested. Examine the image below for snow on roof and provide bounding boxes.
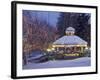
[53,35,87,45]
[66,27,75,31]
[65,27,75,35]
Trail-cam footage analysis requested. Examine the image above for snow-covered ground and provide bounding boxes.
[23,57,91,69]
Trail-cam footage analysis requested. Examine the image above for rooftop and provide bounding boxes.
[53,35,87,45]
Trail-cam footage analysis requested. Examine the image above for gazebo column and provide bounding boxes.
[57,47,59,51]
[64,47,66,53]
[74,47,76,52]
[81,47,84,53]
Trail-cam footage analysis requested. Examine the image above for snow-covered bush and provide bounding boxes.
[83,49,91,57]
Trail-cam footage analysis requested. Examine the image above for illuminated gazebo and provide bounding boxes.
[52,27,87,53]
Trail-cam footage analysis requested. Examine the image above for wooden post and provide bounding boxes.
[23,52,27,65]
[57,47,59,51]
[74,47,76,52]
[81,47,83,53]
[64,47,66,53]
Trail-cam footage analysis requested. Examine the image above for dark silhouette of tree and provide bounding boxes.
[57,13,79,37]
[75,14,91,46]
[57,12,91,46]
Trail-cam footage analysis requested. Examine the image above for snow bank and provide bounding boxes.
[23,57,91,69]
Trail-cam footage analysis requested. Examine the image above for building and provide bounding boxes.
[52,27,87,54]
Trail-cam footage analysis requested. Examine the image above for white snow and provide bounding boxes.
[65,27,75,33]
[53,35,87,45]
[23,57,91,69]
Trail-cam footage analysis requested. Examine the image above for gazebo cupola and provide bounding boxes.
[65,27,75,36]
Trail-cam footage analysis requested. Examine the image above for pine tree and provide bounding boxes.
[75,13,91,46]
[57,12,90,46]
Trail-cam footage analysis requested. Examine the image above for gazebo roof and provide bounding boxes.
[53,35,87,45]
[66,27,75,32]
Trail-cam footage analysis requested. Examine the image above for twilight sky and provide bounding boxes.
[23,10,60,26]
[23,10,90,27]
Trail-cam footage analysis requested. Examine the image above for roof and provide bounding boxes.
[53,35,87,45]
[66,27,75,31]
[65,27,75,35]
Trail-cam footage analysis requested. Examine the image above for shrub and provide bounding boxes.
[83,49,91,57]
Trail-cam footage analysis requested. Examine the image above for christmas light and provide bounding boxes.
[47,48,51,52]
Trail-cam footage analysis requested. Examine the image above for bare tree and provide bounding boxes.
[23,11,57,65]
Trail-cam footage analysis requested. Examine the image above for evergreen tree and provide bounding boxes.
[75,13,91,46]
[57,12,90,46]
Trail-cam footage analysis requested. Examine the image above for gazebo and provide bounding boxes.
[52,27,87,54]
